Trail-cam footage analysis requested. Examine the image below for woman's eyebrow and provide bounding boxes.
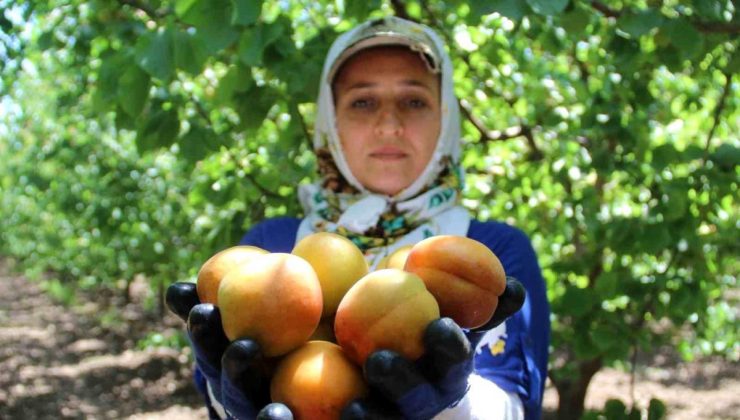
[343,79,435,92]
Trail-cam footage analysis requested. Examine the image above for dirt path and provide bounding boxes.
[1,257,737,419]
[0,258,206,419]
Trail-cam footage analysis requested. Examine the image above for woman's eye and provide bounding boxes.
[350,98,373,109]
[406,98,428,109]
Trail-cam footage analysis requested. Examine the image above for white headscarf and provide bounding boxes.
[296,17,470,268]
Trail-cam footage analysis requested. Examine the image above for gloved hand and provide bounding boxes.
[341,277,526,420]
[166,282,294,420]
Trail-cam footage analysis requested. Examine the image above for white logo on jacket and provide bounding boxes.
[475,322,507,356]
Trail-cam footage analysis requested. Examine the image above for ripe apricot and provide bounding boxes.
[196,245,268,305]
[292,232,369,317]
[404,235,506,329]
[334,269,440,366]
[375,244,414,270]
[218,253,323,357]
[271,340,367,420]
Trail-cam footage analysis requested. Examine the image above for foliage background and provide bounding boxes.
[1,0,737,418]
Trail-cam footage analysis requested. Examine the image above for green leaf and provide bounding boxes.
[526,0,568,16]
[174,30,208,75]
[345,0,382,21]
[692,0,724,20]
[711,143,740,168]
[231,0,263,26]
[93,52,128,110]
[233,86,276,130]
[214,65,254,105]
[662,18,703,60]
[182,0,239,54]
[641,224,672,254]
[618,9,664,38]
[651,143,678,170]
[135,28,175,81]
[727,51,740,74]
[237,21,285,66]
[180,125,220,163]
[37,31,55,50]
[603,399,628,418]
[560,286,594,317]
[0,12,12,32]
[136,108,180,152]
[590,324,621,352]
[117,64,150,117]
[175,0,199,17]
[560,7,591,34]
[237,29,263,66]
[663,187,688,222]
[647,398,667,420]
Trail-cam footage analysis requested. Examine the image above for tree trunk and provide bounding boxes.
[551,357,603,420]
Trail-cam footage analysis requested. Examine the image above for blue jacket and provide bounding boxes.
[240,217,550,419]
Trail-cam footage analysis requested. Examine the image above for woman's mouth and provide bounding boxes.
[370,147,407,160]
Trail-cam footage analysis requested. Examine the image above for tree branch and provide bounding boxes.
[459,99,524,142]
[117,0,163,20]
[704,71,733,159]
[289,102,313,149]
[590,1,620,18]
[420,2,542,158]
[693,20,740,35]
[389,0,414,21]
[590,1,740,34]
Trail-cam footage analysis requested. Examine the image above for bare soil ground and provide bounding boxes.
[1,257,737,419]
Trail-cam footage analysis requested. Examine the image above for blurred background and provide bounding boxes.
[0,0,737,419]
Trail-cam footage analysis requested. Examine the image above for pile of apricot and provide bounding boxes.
[194,232,507,420]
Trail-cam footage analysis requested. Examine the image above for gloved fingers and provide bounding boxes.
[165,281,200,322]
[256,402,294,420]
[420,318,473,386]
[221,338,271,407]
[364,350,427,402]
[340,394,404,420]
[187,303,230,370]
[473,276,526,333]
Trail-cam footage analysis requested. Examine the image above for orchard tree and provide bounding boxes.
[1,0,738,418]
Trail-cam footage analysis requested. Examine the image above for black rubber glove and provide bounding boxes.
[166,282,293,420]
[340,277,526,420]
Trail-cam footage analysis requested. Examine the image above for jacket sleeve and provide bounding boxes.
[468,222,550,420]
[238,217,301,252]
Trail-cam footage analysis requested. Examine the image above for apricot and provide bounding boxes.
[292,232,369,317]
[334,269,440,366]
[404,235,506,329]
[196,245,268,305]
[218,253,323,357]
[271,340,367,420]
[375,245,414,270]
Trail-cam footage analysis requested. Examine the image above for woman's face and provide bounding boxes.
[333,47,441,196]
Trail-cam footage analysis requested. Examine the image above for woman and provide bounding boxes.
[168,16,549,420]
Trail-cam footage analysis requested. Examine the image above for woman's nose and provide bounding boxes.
[374,108,403,137]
